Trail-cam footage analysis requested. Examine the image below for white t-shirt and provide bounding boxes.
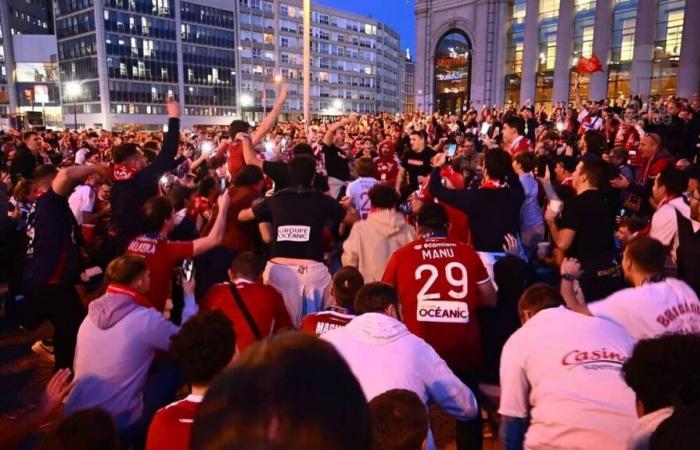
[74,147,89,165]
[650,197,700,263]
[347,176,378,220]
[589,278,700,340]
[68,184,95,225]
[499,306,637,450]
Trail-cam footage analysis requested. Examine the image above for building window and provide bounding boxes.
[505,0,526,105]
[607,0,638,98]
[651,0,685,96]
[434,30,472,114]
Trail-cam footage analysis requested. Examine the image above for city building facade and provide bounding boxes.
[52,0,401,130]
[55,0,237,130]
[237,0,402,122]
[0,0,61,128]
[415,0,700,114]
[403,54,416,113]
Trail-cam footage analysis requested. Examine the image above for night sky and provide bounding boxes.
[315,0,416,57]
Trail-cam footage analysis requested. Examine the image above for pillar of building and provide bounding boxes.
[414,0,431,112]
[493,0,511,107]
[520,0,540,105]
[93,1,112,129]
[630,0,658,100]
[552,0,575,103]
[589,0,614,100]
[676,0,700,98]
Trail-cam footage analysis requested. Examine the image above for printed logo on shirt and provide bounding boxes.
[277,225,311,242]
[315,321,344,335]
[561,348,627,371]
[407,159,425,166]
[127,238,157,254]
[417,300,469,323]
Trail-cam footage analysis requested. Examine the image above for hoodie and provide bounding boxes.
[66,287,180,431]
[342,209,416,282]
[322,313,478,450]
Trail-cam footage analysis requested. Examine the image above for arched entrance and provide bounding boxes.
[434,30,472,114]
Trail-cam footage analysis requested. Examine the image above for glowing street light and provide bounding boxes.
[65,81,82,130]
[240,93,254,108]
[274,74,283,83]
[333,99,344,114]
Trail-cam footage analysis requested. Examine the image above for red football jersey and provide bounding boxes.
[200,280,292,351]
[382,235,490,374]
[126,234,193,311]
[415,177,471,245]
[146,395,201,450]
[375,156,399,186]
[300,309,355,336]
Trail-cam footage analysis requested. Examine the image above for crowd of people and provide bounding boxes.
[0,82,700,450]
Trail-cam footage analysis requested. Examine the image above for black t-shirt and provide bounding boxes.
[252,188,346,261]
[559,189,617,261]
[262,160,329,193]
[24,189,82,285]
[322,144,351,181]
[401,147,436,191]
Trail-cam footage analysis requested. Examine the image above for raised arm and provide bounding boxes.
[192,192,230,256]
[323,113,355,146]
[251,83,289,146]
[147,99,181,175]
[52,165,108,197]
[238,134,262,169]
[559,258,591,315]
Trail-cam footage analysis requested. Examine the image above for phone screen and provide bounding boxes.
[480,123,490,136]
[219,177,227,192]
[447,144,457,157]
[182,259,193,282]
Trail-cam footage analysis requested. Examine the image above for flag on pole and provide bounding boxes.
[576,53,604,74]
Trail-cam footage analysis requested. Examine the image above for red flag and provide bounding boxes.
[576,54,604,74]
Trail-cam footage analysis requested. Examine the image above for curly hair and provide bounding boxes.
[170,310,235,385]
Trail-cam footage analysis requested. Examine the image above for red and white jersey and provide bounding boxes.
[382,235,490,373]
[577,110,604,135]
[346,176,379,220]
[126,233,193,311]
[508,136,531,156]
[375,156,400,186]
[300,308,356,336]
[146,394,201,450]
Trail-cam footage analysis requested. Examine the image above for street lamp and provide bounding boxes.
[65,81,81,131]
[274,74,283,83]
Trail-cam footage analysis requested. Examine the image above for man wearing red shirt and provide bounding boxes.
[374,140,400,186]
[127,193,230,311]
[382,203,496,449]
[502,116,531,156]
[382,203,496,376]
[210,83,289,179]
[146,310,235,450]
[200,252,292,351]
[300,266,363,336]
[412,166,470,245]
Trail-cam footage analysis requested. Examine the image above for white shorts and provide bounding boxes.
[263,261,332,327]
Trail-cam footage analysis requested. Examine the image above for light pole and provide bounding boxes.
[65,81,81,131]
[303,0,311,123]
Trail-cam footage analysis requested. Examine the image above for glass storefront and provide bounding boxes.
[434,30,471,114]
[504,0,526,106]
[651,0,685,96]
